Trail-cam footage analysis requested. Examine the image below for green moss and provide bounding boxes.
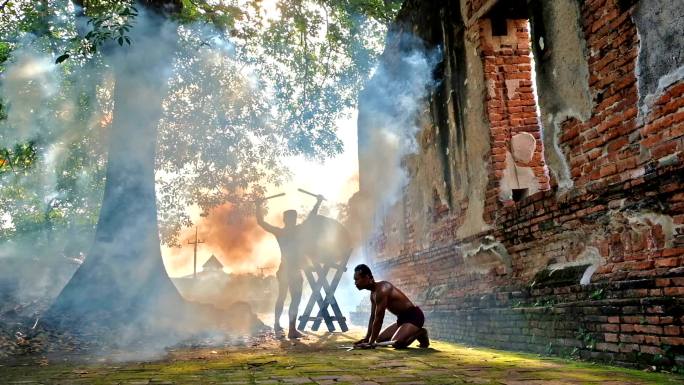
[1,333,682,384]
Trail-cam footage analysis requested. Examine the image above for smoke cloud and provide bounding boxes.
[0,1,409,360]
[354,31,441,244]
[0,8,270,356]
[0,50,59,144]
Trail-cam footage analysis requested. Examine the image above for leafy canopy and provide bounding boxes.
[0,0,400,248]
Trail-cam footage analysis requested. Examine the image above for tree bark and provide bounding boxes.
[46,6,185,338]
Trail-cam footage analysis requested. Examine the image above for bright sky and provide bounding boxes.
[161,111,359,278]
[259,0,280,20]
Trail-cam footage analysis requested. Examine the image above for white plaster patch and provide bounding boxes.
[462,235,512,274]
[499,151,540,201]
[580,264,598,285]
[546,246,602,286]
[511,132,536,163]
[505,79,521,100]
[487,79,497,98]
[625,211,676,247]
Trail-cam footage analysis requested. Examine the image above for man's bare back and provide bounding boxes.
[370,281,415,316]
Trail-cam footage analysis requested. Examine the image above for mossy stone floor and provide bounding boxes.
[1,331,682,384]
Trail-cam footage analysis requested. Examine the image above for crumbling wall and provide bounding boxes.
[477,16,550,217]
[632,0,684,111]
[356,0,684,368]
[528,0,593,192]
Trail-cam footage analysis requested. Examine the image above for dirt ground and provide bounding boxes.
[1,330,682,384]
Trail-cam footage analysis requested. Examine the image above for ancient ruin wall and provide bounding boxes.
[356,0,684,368]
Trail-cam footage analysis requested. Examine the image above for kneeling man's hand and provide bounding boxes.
[353,338,369,346]
[356,342,375,349]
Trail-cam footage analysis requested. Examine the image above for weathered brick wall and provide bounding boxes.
[356,0,684,368]
[559,0,641,190]
[478,17,550,220]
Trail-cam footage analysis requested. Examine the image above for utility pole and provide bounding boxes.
[187,227,205,279]
[257,265,275,277]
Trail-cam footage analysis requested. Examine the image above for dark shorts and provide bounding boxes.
[396,306,425,328]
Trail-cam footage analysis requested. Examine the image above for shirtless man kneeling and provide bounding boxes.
[353,264,429,349]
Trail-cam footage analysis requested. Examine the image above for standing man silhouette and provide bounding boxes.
[256,195,323,339]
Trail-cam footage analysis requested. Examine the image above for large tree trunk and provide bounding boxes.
[46,7,185,339]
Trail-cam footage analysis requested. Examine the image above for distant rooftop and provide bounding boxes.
[202,254,224,271]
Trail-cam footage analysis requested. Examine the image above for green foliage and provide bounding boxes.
[0,142,37,174]
[0,41,11,67]
[576,326,597,350]
[0,0,49,39]
[56,1,139,63]
[176,0,242,29]
[0,135,105,248]
[533,297,556,308]
[0,0,400,246]
[589,288,606,300]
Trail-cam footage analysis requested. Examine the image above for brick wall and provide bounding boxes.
[560,0,641,190]
[356,0,684,369]
[478,17,550,221]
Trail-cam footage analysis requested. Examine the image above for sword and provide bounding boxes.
[298,188,326,201]
[252,193,286,203]
[263,193,286,200]
[338,341,396,351]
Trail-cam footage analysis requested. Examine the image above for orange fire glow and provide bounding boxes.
[162,116,360,278]
[163,203,279,277]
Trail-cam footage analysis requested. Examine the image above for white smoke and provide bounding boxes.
[0,1,395,359]
[0,50,60,144]
[356,31,441,241]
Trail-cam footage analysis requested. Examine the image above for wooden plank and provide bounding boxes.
[298,247,353,332]
[311,264,348,331]
[299,266,335,331]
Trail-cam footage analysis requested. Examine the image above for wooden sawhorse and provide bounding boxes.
[297,262,349,332]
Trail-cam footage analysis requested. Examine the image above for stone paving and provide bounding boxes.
[1,331,682,384]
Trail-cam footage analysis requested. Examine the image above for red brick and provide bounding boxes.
[640,345,664,355]
[655,258,680,268]
[634,325,662,334]
[596,342,620,352]
[661,337,684,346]
[607,137,629,152]
[652,141,678,159]
[620,334,644,344]
[601,323,619,332]
[662,249,684,257]
[664,287,684,296]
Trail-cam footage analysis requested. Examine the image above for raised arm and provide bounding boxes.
[256,200,280,234]
[305,195,324,221]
